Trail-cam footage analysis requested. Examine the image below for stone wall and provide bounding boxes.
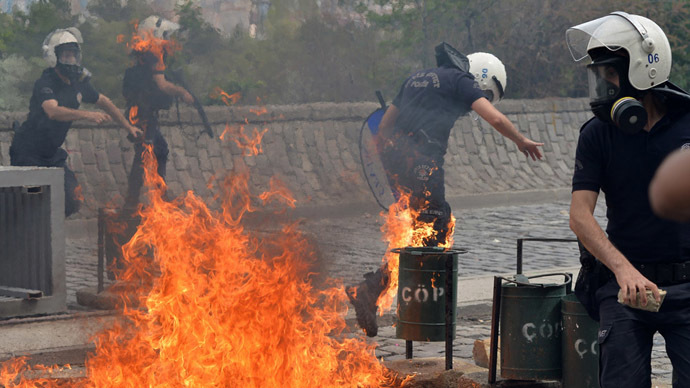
[0,98,591,218]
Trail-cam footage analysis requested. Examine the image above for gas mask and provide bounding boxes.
[587,55,647,134]
[55,42,84,83]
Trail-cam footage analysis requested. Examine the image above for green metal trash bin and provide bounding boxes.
[395,247,462,341]
[561,293,600,388]
[500,273,571,381]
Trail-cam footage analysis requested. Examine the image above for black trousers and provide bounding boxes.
[380,137,451,246]
[10,145,80,217]
[597,279,690,388]
[124,121,169,213]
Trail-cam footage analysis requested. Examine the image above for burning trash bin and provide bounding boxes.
[395,246,464,341]
[393,246,466,369]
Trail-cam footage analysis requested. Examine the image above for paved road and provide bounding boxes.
[63,199,673,386]
[305,199,606,286]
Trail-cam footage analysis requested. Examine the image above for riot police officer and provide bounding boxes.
[10,27,142,217]
[567,12,690,387]
[347,42,543,337]
[122,16,194,214]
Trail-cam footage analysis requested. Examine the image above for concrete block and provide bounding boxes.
[198,148,211,172]
[80,141,96,165]
[95,150,110,172]
[464,131,478,154]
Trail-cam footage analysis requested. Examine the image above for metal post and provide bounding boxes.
[445,253,453,370]
[97,208,105,293]
[517,238,578,275]
[516,239,523,275]
[489,276,502,384]
[406,340,413,359]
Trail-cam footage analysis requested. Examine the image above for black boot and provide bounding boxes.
[346,269,389,337]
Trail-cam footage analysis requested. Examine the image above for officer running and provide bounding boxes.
[347,42,543,337]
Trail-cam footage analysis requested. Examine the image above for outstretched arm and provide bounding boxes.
[153,74,194,105]
[570,189,661,306]
[95,94,143,139]
[42,99,110,124]
[471,97,543,160]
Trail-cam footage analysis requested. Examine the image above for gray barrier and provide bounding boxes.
[0,98,590,219]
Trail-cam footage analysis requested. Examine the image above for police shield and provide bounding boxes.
[359,96,397,211]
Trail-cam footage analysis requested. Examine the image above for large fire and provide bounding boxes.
[0,88,412,387]
[0,23,450,382]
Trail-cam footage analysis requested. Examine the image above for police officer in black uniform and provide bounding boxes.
[10,28,142,217]
[121,16,194,214]
[567,12,690,387]
[347,42,543,337]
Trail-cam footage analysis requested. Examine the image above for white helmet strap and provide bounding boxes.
[610,11,656,53]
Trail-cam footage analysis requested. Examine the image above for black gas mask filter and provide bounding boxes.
[587,54,647,135]
[55,42,85,83]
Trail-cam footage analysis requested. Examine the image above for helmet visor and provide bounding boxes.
[587,62,621,102]
[566,14,632,61]
[56,43,81,66]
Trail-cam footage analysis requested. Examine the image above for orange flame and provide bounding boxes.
[121,24,180,72]
[210,87,241,105]
[128,105,139,125]
[219,123,267,155]
[376,192,455,313]
[250,106,268,116]
[1,132,410,388]
[259,177,297,208]
[73,184,84,202]
[231,125,267,156]
[212,87,268,155]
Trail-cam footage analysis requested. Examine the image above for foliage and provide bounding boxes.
[87,0,152,22]
[1,0,690,110]
[0,55,41,110]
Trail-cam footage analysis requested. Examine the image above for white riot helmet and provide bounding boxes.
[566,12,672,134]
[42,27,83,67]
[138,16,180,40]
[566,11,671,91]
[42,28,85,82]
[468,52,507,104]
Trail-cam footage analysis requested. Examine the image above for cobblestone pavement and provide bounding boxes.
[64,199,673,386]
[306,199,607,286]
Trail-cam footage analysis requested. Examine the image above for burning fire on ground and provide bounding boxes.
[0,26,447,384]
[0,89,411,388]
